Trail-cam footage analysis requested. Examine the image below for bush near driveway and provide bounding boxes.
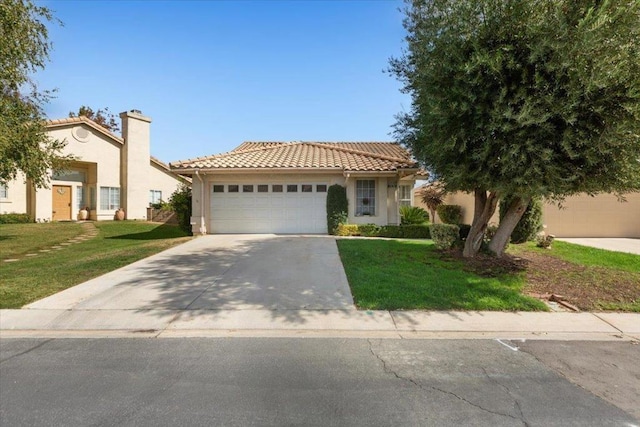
[336,223,431,239]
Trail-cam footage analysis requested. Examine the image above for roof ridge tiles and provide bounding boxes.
[302,141,412,163]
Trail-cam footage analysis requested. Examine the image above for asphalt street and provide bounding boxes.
[1,338,638,426]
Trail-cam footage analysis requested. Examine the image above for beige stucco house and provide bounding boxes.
[170,142,421,234]
[414,188,640,238]
[0,110,188,222]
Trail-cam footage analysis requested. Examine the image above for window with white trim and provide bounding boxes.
[356,180,376,216]
[100,187,120,210]
[399,185,412,207]
[0,184,7,199]
[149,190,162,205]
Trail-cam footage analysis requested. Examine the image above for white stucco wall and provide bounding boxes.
[0,173,28,215]
[47,126,122,221]
[190,172,408,234]
[28,117,185,222]
[120,111,152,220]
[148,162,185,205]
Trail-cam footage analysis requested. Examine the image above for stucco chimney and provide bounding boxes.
[120,110,152,220]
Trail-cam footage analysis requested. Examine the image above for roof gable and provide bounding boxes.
[171,141,419,173]
[46,116,124,145]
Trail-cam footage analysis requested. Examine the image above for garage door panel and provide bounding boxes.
[210,181,328,234]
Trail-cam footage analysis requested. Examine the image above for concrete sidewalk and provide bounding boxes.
[1,308,638,340]
[557,238,640,255]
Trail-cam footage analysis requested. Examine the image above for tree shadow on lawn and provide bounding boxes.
[105,224,188,241]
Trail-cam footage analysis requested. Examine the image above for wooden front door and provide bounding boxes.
[52,185,72,221]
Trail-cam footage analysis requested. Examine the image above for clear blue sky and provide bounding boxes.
[37,0,410,164]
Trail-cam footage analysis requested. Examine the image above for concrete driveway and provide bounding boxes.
[26,235,354,311]
[557,238,640,255]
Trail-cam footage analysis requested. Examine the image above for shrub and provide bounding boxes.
[429,223,460,250]
[458,224,471,240]
[399,224,431,239]
[358,223,381,237]
[169,184,192,234]
[378,225,401,238]
[536,234,555,249]
[150,200,172,211]
[436,204,462,224]
[484,224,499,243]
[499,196,543,243]
[399,205,429,225]
[0,213,33,224]
[326,184,348,235]
[336,224,360,236]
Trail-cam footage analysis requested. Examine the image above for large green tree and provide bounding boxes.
[0,0,70,189]
[390,0,640,257]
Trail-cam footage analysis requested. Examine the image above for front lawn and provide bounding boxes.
[0,222,85,259]
[0,221,192,308]
[337,238,640,312]
[337,239,546,311]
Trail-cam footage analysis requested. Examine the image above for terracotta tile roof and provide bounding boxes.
[170,141,420,172]
[46,116,124,144]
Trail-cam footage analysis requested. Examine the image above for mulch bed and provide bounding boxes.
[442,248,640,311]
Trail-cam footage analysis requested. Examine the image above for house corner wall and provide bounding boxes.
[190,175,207,235]
[120,110,152,220]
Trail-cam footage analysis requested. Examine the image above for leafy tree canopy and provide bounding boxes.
[390,0,640,257]
[0,0,70,188]
[69,106,120,133]
[391,0,640,199]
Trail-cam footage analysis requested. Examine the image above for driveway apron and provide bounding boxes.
[26,235,355,311]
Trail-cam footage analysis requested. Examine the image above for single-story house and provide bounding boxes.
[413,188,640,238]
[170,142,422,234]
[0,110,188,222]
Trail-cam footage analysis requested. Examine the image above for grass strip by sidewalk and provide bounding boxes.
[0,222,192,308]
[509,241,640,312]
[337,238,546,311]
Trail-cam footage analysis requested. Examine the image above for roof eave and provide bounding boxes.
[168,167,346,174]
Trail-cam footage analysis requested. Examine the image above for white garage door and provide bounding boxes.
[209,181,328,233]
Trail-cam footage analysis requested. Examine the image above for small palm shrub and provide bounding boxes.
[417,183,446,223]
[400,205,429,225]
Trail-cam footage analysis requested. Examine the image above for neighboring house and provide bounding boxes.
[170,142,422,234]
[0,110,188,222]
[413,188,640,238]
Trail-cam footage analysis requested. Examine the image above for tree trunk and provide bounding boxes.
[462,189,499,258]
[429,208,437,224]
[487,196,531,257]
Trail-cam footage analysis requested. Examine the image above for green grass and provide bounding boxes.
[0,222,192,308]
[0,222,85,259]
[337,239,547,311]
[520,241,640,274]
